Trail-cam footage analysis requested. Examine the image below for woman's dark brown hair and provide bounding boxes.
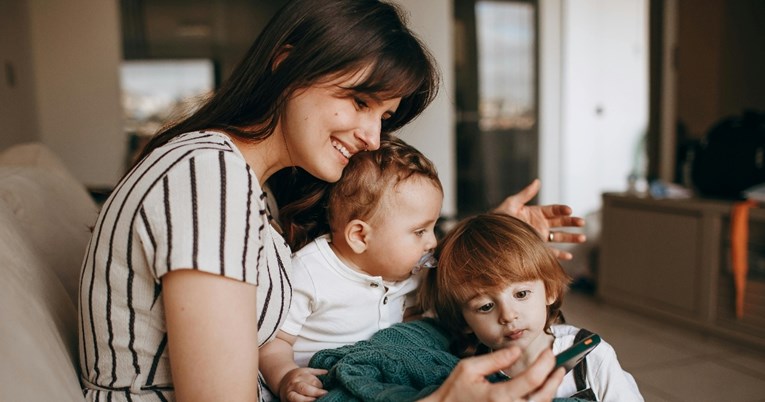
[131,0,440,250]
[135,0,439,164]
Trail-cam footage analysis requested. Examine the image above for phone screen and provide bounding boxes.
[554,333,601,373]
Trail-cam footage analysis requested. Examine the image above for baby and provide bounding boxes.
[259,136,443,401]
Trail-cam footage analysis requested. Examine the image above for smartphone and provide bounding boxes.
[554,333,601,373]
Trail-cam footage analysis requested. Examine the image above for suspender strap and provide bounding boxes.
[572,328,594,392]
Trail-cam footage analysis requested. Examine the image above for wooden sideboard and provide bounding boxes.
[599,193,765,350]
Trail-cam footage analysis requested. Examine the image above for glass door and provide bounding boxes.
[455,0,538,215]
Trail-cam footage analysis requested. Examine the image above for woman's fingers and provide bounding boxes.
[548,230,586,245]
[537,204,585,227]
[511,178,541,207]
[549,247,574,261]
[494,179,541,215]
[529,366,566,402]
[499,349,560,402]
[461,346,523,377]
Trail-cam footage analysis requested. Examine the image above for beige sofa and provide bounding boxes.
[0,143,97,402]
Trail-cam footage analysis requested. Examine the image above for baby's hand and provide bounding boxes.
[278,367,328,402]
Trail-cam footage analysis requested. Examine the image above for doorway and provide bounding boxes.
[454,0,539,215]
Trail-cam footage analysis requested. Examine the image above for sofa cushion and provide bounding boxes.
[0,141,83,187]
[0,202,84,402]
[0,143,98,304]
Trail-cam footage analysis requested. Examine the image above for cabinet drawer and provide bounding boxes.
[599,193,765,350]
[717,216,765,338]
[600,205,702,315]
[722,216,765,280]
[716,274,765,340]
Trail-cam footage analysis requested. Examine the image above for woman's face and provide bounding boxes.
[280,69,402,183]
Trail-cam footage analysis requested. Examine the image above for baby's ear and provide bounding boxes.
[546,292,558,306]
[345,219,371,254]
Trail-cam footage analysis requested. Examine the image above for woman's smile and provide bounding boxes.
[331,139,353,159]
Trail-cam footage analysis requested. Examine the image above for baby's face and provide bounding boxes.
[358,177,442,282]
[461,279,553,353]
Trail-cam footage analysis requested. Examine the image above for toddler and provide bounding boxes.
[419,213,643,401]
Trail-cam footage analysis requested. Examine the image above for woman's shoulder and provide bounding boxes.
[147,130,262,188]
[162,130,244,162]
[135,130,244,175]
[168,130,231,146]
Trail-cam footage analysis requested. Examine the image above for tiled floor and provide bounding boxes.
[562,291,765,402]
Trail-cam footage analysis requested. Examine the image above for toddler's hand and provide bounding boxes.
[278,367,328,402]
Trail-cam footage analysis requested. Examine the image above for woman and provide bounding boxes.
[78,0,578,400]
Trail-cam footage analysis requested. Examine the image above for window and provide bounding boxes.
[119,59,216,166]
[476,1,536,131]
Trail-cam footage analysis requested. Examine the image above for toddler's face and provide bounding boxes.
[359,177,442,282]
[461,279,552,353]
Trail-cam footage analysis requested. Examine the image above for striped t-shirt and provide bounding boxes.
[78,131,292,401]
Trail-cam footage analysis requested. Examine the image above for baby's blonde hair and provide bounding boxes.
[327,136,442,230]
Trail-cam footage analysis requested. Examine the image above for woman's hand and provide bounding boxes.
[494,179,586,260]
[422,347,565,402]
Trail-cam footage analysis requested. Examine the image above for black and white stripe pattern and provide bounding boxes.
[78,131,292,401]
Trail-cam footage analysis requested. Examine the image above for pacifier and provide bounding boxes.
[411,252,437,275]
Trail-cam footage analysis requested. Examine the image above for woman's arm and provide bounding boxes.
[421,347,565,402]
[494,179,586,260]
[163,269,260,402]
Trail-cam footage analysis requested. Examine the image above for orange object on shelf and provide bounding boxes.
[731,199,757,319]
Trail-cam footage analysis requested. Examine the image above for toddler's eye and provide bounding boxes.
[478,303,494,313]
[415,229,426,237]
[514,290,530,299]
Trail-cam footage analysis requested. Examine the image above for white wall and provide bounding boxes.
[0,0,39,149]
[539,0,564,206]
[27,0,124,188]
[540,0,649,216]
[394,0,457,217]
[386,0,649,219]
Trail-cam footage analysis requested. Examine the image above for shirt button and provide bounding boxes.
[370,283,379,288]
[383,296,388,304]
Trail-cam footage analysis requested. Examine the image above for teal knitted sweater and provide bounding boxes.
[309,319,586,402]
[309,319,457,402]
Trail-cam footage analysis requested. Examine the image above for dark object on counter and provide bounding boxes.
[691,110,765,199]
